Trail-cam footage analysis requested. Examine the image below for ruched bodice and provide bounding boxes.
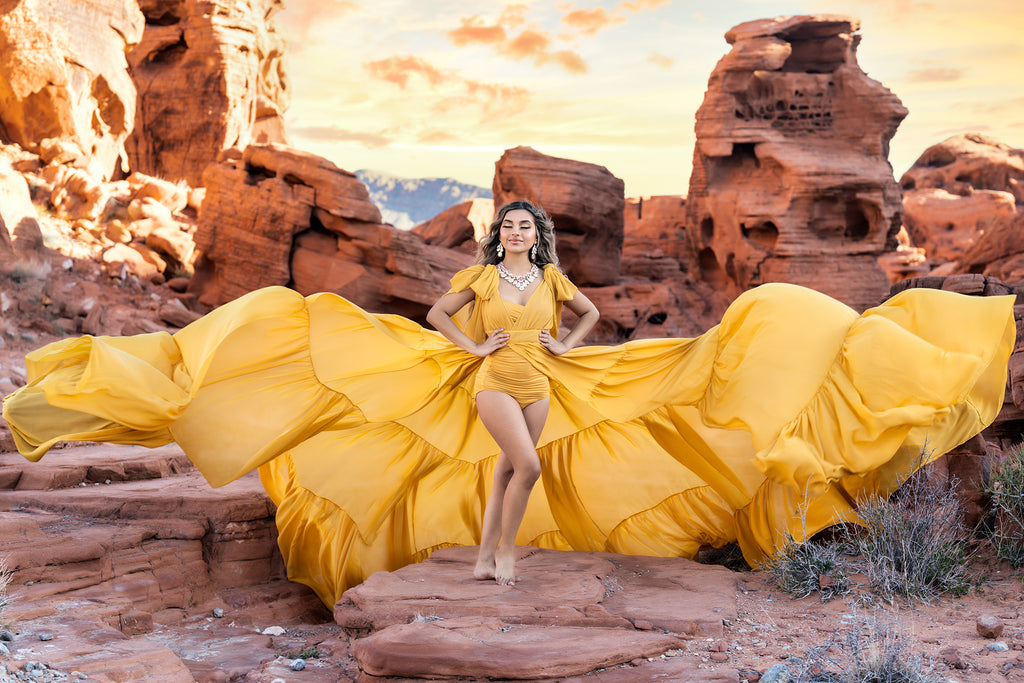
[2,271,1014,607]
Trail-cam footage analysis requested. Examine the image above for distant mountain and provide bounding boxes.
[356,170,492,230]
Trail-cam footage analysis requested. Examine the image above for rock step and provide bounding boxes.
[339,546,740,681]
[0,443,193,491]
[0,443,343,682]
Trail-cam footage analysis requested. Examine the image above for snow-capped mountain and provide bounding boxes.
[356,169,492,230]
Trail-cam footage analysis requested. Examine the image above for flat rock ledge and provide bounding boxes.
[337,546,739,681]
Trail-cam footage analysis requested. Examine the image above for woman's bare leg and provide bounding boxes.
[474,391,549,585]
[474,451,513,580]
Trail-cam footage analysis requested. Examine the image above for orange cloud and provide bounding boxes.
[546,50,587,74]
[448,16,507,47]
[364,56,448,89]
[434,80,532,119]
[561,7,625,36]
[417,129,457,144]
[617,0,669,10]
[501,29,551,60]
[499,4,529,29]
[647,52,673,68]
[291,125,393,148]
[445,14,588,75]
[280,0,358,47]
[904,67,964,83]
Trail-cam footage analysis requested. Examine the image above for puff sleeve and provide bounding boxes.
[447,265,497,300]
[543,265,579,302]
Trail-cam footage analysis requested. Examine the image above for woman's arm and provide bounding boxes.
[427,290,509,357]
[539,290,599,355]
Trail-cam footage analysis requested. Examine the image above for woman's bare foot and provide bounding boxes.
[473,553,496,580]
[494,546,517,586]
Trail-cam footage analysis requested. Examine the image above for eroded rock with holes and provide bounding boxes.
[0,0,144,180]
[126,0,289,187]
[686,15,906,311]
[493,146,624,286]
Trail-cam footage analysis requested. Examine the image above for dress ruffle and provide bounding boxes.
[2,282,1014,607]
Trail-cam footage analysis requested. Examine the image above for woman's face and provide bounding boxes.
[499,208,537,255]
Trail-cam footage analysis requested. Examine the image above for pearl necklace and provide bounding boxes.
[497,263,539,291]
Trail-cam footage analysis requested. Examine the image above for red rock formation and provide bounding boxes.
[901,133,1024,204]
[412,197,494,254]
[339,546,738,681]
[493,146,624,286]
[899,134,1024,277]
[686,15,906,311]
[126,0,289,187]
[0,0,144,180]
[191,143,472,316]
[622,195,688,279]
[0,155,43,257]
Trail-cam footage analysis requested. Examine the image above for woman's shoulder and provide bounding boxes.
[542,264,578,301]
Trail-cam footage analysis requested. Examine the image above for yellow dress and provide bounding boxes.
[2,263,1015,607]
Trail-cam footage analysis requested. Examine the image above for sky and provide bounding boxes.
[276,0,1024,198]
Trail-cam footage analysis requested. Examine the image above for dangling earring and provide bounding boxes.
[530,243,537,262]
[496,243,504,258]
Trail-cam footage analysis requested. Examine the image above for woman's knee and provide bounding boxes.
[512,455,541,485]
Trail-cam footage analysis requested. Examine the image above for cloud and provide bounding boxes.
[903,67,964,83]
[448,16,507,47]
[278,0,358,47]
[291,125,394,148]
[647,52,673,68]
[417,129,457,144]
[561,7,625,36]
[445,16,587,74]
[434,80,532,119]
[363,56,448,88]
[548,50,587,74]
[616,0,670,11]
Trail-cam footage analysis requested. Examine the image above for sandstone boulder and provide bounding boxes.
[0,0,144,180]
[902,188,1016,262]
[340,546,738,681]
[901,133,1024,204]
[190,143,472,317]
[0,156,44,257]
[493,146,624,286]
[412,197,494,253]
[686,15,906,311]
[127,0,290,187]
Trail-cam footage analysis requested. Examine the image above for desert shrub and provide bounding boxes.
[984,442,1024,567]
[854,465,970,600]
[0,257,51,283]
[764,532,852,601]
[0,556,10,625]
[791,611,942,683]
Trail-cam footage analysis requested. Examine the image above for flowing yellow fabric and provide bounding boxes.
[2,265,1014,608]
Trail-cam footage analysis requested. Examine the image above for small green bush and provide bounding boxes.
[0,556,11,625]
[791,611,942,683]
[985,443,1024,567]
[767,447,969,602]
[0,258,51,283]
[764,533,852,601]
[855,467,970,600]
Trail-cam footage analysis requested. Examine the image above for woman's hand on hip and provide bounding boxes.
[539,330,570,356]
[474,329,509,356]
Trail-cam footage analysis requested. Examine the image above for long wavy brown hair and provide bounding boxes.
[477,200,559,267]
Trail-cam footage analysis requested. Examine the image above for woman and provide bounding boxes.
[426,200,598,585]
[2,199,1015,607]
